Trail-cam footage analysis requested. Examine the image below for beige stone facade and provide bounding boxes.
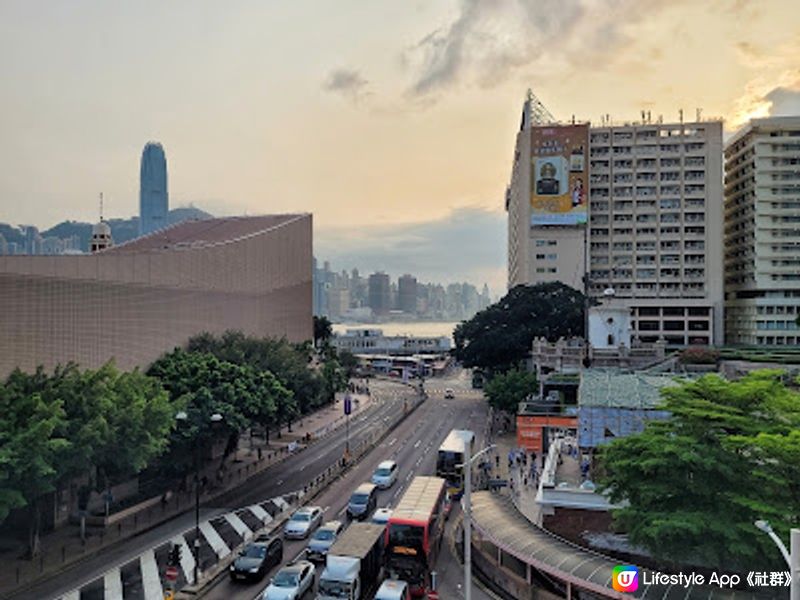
[0,214,312,377]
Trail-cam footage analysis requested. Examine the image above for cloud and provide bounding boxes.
[764,86,800,117]
[403,0,678,99]
[315,207,506,293]
[323,68,370,103]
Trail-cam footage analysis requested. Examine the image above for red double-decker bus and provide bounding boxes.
[385,476,447,597]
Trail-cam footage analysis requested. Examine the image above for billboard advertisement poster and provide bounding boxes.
[530,124,589,226]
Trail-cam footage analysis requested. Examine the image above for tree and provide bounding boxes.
[484,369,538,416]
[313,316,333,348]
[337,349,359,378]
[598,371,800,571]
[0,368,69,557]
[321,359,348,403]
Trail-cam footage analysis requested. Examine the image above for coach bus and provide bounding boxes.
[385,476,447,597]
[435,429,475,499]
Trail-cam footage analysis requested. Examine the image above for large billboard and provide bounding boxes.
[530,124,589,226]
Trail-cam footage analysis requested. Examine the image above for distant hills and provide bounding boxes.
[1,206,212,253]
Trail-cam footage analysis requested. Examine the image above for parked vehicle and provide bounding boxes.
[316,522,385,600]
[374,580,411,600]
[263,560,315,599]
[444,388,455,399]
[347,483,378,520]
[306,520,344,562]
[284,506,323,539]
[371,460,399,489]
[230,534,283,581]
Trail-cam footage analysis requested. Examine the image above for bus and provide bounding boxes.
[435,429,475,499]
[385,476,447,598]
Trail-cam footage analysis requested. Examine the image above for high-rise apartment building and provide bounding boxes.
[368,272,391,316]
[398,274,418,314]
[724,116,800,346]
[507,95,725,345]
[139,142,169,236]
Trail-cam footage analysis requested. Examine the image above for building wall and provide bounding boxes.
[0,215,312,377]
[724,116,800,346]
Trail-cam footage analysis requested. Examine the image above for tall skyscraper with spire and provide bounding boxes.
[139,142,169,235]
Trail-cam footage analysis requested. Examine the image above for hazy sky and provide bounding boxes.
[1,1,798,291]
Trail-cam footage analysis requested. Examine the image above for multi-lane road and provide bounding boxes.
[205,368,487,600]
[19,370,486,600]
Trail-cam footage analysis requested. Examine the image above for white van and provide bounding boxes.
[374,579,410,600]
[371,460,398,489]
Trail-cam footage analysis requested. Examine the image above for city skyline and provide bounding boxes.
[1,3,798,255]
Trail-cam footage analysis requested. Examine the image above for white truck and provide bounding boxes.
[316,522,385,600]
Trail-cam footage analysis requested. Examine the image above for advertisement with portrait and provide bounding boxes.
[530,124,589,226]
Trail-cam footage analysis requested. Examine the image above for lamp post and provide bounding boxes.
[755,520,799,600]
[459,443,495,600]
[176,411,223,585]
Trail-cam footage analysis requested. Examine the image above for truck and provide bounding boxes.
[316,522,385,600]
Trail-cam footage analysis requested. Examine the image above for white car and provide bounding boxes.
[283,506,323,540]
[372,508,393,526]
[371,460,399,489]
[262,560,315,600]
[375,579,411,600]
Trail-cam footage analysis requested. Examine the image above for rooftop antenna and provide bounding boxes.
[647,110,651,123]
[696,108,703,122]
[641,110,646,122]
[524,88,556,128]
[99,192,104,222]
[679,108,684,123]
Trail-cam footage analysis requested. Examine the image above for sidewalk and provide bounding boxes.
[0,389,373,598]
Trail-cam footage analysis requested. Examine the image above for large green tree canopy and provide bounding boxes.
[484,369,539,415]
[598,370,800,571]
[453,282,584,373]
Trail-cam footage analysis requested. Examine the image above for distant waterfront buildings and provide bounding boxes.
[507,94,724,346]
[724,116,800,346]
[139,142,169,236]
[312,260,491,321]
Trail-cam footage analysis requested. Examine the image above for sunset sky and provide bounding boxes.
[1,1,798,291]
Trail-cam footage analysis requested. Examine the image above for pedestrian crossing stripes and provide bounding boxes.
[58,494,296,600]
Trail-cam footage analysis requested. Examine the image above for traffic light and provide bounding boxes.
[168,543,182,566]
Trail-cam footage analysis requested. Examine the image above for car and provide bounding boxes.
[347,483,378,520]
[283,506,323,539]
[374,579,411,600]
[444,388,455,399]
[229,535,283,581]
[371,460,399,489]
[262,560,315,600]
[305,520,344,562]
[371,507,393,526]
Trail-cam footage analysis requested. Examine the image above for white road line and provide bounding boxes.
[323,505,330,512]
[276,479,285,486]
[405,473,412,481]
[299,464,306,471]
[272,496,290,511]
[388,437,397,446]
[103,569,122,599]
[61,591,80,600]
[413,440,421,449]
[172,535,196,585]
[225,512,253,542]
[338,506,347,516]
[249,504,271,524]
[200,521,231,559]
[140,548,164,600]
[317,452,327,459]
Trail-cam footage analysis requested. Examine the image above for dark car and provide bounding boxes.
[230,535,283,582]
[347,482,378,520]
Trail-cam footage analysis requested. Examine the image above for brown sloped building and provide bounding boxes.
[0,214,312,377]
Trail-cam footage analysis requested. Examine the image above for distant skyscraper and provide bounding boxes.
[139,142,169,236]
[368,272,391,316]
[398,274,418,314]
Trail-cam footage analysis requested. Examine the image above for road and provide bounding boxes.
[15,379,419,600]
[205,368,488,600]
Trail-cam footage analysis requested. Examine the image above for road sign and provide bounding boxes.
[165,565,178,581]
[343,394,352,415]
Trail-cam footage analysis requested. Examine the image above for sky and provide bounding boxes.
[1,0,799,293]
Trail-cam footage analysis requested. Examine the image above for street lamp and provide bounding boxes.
[458,443,495,600]
[754,520,799,600]
[176,411,223,585]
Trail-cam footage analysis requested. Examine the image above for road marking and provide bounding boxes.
[413,440,421,449]
[289,549,306,564]
[273,496,290,511]
[249,504,271,524]
[299,464,306,471]
[405,472,412,481]
[338,506,347,516]
[172,535,196,585]
[103,569,122,599]
[317,452,327,460]
[61,592,80,600]
[225,512,252,541]
[323,505,330,512]
[200,521,231,559]
[140,548,164,600]
[388,437,397,446]
[276,479,284,486]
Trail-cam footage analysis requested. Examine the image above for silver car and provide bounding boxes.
[283,506,323,540]
[371,460,398,489]
[305,520,344,562]
[371,508,393,526]
[262,560,315,600]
